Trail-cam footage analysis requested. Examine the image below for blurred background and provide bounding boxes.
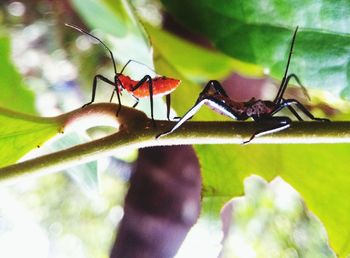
[0,1,338,258]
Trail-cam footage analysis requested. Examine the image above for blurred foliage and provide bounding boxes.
[0,170,126,258]
[49,132,99,193]
[71,0,132,37]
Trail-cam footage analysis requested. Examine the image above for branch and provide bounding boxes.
[0,103,349,183]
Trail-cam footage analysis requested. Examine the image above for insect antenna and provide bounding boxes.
[283,26,298,82]
[273,26,311,103]
[65,23,118,76]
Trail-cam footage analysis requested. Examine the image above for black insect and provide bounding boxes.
[156,27,329,144]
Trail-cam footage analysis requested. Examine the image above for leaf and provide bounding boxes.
[144,23,263,82]
[279,144,350,256]
[161,0,350,100]
[195,144,279,214]
[0,108,61,168]
[195,143,350,257]
[220,176,336,258]
[0,34,35,114]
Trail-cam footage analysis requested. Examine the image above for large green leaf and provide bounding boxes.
[0,108,60,168]
[161,0,350,100]
[144,24,262,82]
[0,34,35,114]
[196,143,350,256]
[196,145,280,214]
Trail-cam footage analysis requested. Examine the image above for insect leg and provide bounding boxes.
[172,80,229,122]
[156,80,231,138]
[281,99,330,122]
[201,80,229,97]
[82,74,115,108]
[131,75,156,126]
[156,99,207,139]
[166,94,171,121]
[287,106,303,121]
[109,90,116,102]
[243,116,292,144]
[132,95,140,108]
[115,87,122,116]
[272,99,304,121]
[274,73,310,104]
[111,77,126,116]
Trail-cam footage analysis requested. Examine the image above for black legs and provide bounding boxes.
[243,116,292,144]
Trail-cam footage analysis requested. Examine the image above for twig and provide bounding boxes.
[0,103,349,184]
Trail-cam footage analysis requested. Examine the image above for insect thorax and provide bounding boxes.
[117,74,135,92]
[245,100,274,117]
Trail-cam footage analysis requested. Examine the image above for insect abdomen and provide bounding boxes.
[151,77,181,96]
[129,76,181,98]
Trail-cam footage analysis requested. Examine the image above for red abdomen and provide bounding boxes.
[118,75,181,98]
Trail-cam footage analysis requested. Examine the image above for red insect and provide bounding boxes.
[117,74,180,98]
[66,24,181,125]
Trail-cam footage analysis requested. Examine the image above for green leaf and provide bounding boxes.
[220,176,336,257]
[0,34,35,114]
[146,24,232,118]
[196,144,279,214]
[0,108,61,168]
[280,144,350,256]
[161,0,350,99]
[196,144,350,257]
[144,23,263,82]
